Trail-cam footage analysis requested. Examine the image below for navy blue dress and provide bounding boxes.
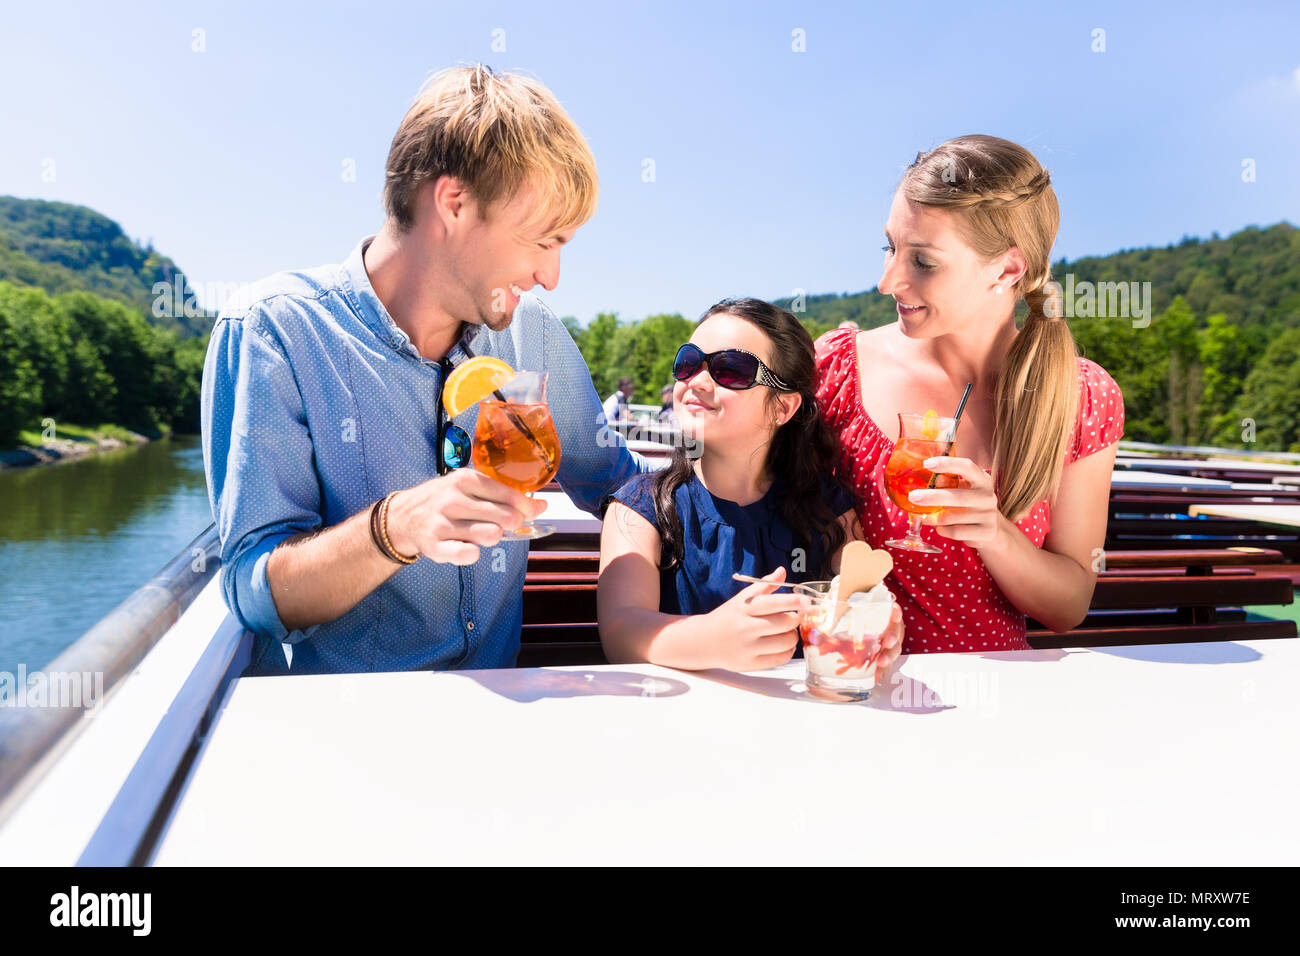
[607,470,856,615]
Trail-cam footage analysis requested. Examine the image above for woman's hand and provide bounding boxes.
[906,455,1003,550]
[706,565,807,672]
[873,603,905,686]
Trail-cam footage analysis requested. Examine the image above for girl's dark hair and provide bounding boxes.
[652,297,849,578]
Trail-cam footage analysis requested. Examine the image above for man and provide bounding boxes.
[657,383,676,424]
[201,65,652,675]
[602,376,635,424]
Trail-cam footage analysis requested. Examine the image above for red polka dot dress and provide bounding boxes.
[813,328,1125,653]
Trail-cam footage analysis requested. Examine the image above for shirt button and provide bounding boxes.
[466,621,475,631]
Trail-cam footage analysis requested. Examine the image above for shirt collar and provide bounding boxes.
[339,235,485,365]
[685,467,783,525]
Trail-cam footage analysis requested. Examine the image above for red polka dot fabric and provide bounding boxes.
[813,328,1125,653]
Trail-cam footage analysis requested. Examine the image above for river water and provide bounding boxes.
[0,435,214,676]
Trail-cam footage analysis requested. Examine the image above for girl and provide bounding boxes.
[815,134,1125,653]
[598,298,905,675]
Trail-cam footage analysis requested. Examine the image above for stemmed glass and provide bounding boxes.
[471,371,562,540]
[883,412,959,554]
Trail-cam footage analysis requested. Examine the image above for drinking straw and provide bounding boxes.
[926,382,973,490]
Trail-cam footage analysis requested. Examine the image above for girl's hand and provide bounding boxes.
[874,603,905,686]
[906,456,1002,549]
[706,565,807,672]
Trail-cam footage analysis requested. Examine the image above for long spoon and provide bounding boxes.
[731,572,800,589]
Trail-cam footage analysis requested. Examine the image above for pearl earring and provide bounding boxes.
[994,285,1004,295]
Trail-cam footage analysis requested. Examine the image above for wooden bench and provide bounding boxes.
[1105,486,1300,557]
[1110,491,1300,513]
[1163,465,1300,484]
[516,547,1297,666]
[525,551,602,572]
[1027,548,1296,645]
[1106,471,1300,558]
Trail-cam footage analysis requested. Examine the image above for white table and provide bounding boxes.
[152,639,1300,865]
[1117,457,1300,476]
[1110,470,1233,491]
[533,491,602,536]
[1187,504,1300,529]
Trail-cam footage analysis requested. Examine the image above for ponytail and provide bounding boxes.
[898,134,1077,521]
[992,278,1078,521]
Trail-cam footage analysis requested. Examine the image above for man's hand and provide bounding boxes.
[386,470,547,565]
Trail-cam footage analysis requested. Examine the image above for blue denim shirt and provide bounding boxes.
[201,236,652,675]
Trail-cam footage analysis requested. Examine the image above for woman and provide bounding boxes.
[598,298,904,674]
[815,134,1124,652]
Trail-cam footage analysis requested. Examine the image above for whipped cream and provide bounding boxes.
[804,577,893,682]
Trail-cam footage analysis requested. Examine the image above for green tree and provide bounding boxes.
[607,313,693,403]
[0,282,71,415]
[1070,309,1169,443]
[1161,297,1201,445]
[62,337,116,425]
[0,302,42,446]
[1199,314,1258,445]
[1228,328,1300,452]
[57,290,169,432]
[168,335,208,432]
[578,312,621,399]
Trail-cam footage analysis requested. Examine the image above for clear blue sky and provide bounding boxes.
[2,0,1297,324]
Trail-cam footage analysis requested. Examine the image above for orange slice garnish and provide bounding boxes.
[442,356,515,417]
[921,408,941,440]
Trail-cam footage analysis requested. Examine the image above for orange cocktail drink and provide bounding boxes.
[471,370,561,540]
[883,410,959,553]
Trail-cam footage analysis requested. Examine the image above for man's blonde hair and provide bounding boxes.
[383,64,598,236]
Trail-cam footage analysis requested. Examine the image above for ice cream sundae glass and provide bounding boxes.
[795,542,896,701]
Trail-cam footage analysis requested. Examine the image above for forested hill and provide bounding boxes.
[773,222,1300,333]
[0,197,212,445]
[0,196,209,339]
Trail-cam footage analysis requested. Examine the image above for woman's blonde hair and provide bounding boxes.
[383,64,598,238]
[899,134,1077,522]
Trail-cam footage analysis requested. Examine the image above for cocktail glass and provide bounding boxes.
[471,371,562,541]
[883,412,960,554]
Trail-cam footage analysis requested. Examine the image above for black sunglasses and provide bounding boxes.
[672,343,793,391]
[437,357,471,476]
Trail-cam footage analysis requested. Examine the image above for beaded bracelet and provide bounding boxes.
[370,492,419,565]
[368,498,391,559]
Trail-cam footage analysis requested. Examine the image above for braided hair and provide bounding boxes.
[899,135,1078,521]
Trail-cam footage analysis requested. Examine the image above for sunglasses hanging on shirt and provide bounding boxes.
[437,357,471,475]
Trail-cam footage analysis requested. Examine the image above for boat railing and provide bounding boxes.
[0,523,221,803]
